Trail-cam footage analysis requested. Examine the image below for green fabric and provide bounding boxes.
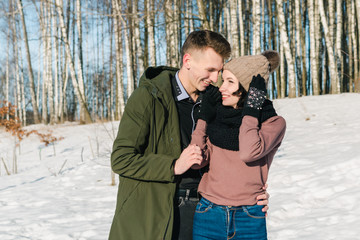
[109,66,182,240]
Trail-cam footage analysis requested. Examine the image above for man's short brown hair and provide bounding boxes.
[180,30,231,64]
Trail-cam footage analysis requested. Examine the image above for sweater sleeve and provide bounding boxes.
[239,115,286,163]
[190,119,210,169]
[111,87,176,182]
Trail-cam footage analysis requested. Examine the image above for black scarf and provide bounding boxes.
[206,105,244,151]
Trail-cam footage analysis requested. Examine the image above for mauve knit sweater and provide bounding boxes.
[191,115,286,206]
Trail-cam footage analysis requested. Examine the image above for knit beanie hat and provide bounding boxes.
[223,50,280,91]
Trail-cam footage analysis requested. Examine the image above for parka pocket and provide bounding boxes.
[115,178,141,215]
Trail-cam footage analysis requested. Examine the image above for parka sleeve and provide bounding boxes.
[111,87,176,182]
[239,115,286,163]
[190,119,210,169]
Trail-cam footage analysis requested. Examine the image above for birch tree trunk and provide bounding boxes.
[280,44,285,98]
[328,0,335,42]
[276,0,296,98]
[319,0,340,94]
[350,0,359,92]
[308,0,320,95]
[355,0,360,92]
[347,0,354,92]
[5,27,10,121]
[295,0,303,95]
[112,0,125,118]
[314,0,322,93]
[12,10,22,124]
[41,1,48,123]
[75,0,88,123]
[16,0,40,123]
[238,0,245,56]
[19,52,26,125]
[335,0,343,92]
[196,0,210,29]
[252,0,261,54]
[47,2,55,124]
[53,7,59,123]
[55,0,92,124]
[229,0,239,58]
[147,0,156,66]
[124,18,134,98]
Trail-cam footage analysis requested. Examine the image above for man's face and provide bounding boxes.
[185,48,224,92]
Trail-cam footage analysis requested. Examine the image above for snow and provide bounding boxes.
[1,93,360,239]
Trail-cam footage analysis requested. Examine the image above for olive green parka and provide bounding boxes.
[109,66,182,240]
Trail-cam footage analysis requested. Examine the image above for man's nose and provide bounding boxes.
[210,72,219,83]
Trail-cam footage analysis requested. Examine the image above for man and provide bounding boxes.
[109,30,269,240]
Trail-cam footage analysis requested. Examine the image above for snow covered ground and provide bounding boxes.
[0,93,360,240]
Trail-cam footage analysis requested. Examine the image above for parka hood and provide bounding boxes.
[138,66,179,102]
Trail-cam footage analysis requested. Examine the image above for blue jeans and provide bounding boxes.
[193,197,267,240]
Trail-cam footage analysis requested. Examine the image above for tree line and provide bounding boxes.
[0,0,359,125]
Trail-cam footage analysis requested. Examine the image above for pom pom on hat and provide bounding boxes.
[262,50,280,73]
[223,50,279,92]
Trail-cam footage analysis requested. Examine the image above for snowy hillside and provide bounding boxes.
[1,93,360,240]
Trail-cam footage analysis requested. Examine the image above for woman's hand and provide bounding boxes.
[256,184,270,216]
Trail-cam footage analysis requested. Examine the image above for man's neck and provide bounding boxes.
[178,69,200,102]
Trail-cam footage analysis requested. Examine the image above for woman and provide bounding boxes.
[190,50,286,240]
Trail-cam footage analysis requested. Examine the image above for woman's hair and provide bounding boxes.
[232,83,247,108]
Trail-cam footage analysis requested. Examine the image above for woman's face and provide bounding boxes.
[219,70,241,109]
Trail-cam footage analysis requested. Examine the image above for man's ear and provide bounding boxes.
[183,53,191,69]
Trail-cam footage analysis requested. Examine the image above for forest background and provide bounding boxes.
[0,0,360,125]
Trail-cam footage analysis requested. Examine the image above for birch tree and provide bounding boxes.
[355,0,360,92]
[112,0,125,118]
[238,0,245,56]
[16,0,40,123]
[308,0,320,95]
[276,0,296,98]
[319,0,340,94]
[54,0,92,124]
[335,0,343,91]
[229,0,239,58]
[146,0,156,66]
[252,0,261,54]
[196,0,210,29]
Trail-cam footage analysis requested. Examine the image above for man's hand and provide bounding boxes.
[174,144,202,175]
[256,184,270,215]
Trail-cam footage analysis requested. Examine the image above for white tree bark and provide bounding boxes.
[252,0,261,54]
[147,0,156,66]
[328,0,335,43]
[314,0,322,92]
[225,2,231,42]
[276,0,297,98]
[112,0,125,118]
[40,1,48,123]
[47,2,55,124]
[355,0,360,91]
[53,6,59,123]
[5,27,10,121]
[229,0,239,58]
[54,0,92,123]
[196,0,210,29]
[350,0,359,92]
[318,0,340,94]
[238,0,245,56]
[308,0,320,95]
[16,0,40,123]
[13,16,22,124]
[133,0,144,77]
[335,0,343,91]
